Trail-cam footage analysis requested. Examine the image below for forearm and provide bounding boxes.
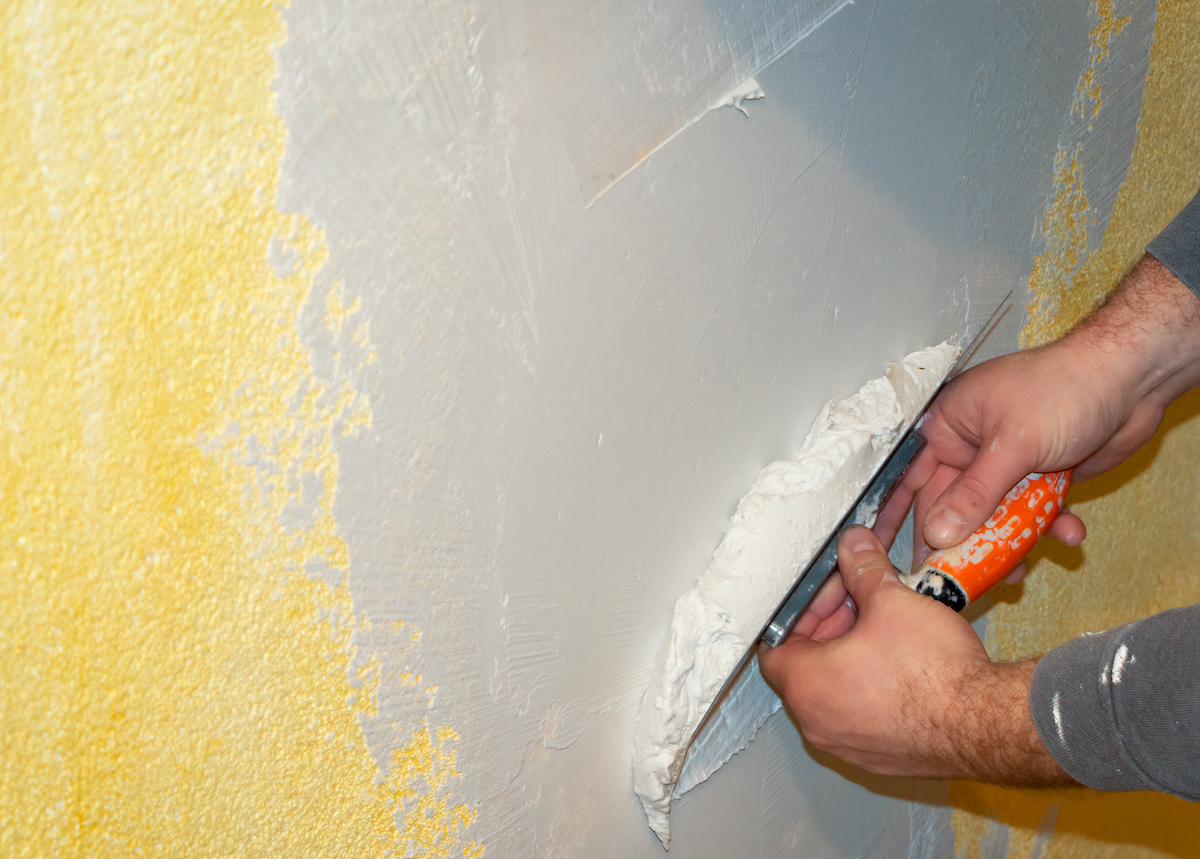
[934,660,1075,787]
[1062,185,1200,406]
[1066,254,1200,406]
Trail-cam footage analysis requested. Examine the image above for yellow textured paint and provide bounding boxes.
[1075,0,1130,120]
[0,3,479,858]
[1021,0,1129,350]
[950,1,1200,856]
[1023,147,1092,348]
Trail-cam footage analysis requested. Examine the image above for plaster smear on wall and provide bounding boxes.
[951,1,1200,856]
[1022,0,1150,348]
[523,0,850,202]
[0,3,479,857]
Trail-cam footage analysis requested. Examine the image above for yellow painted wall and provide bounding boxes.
[952,1,1200,856]
[0,3,478,856]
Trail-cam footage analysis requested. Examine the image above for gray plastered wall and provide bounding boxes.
[274,0,1153,854]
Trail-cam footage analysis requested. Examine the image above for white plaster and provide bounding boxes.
[1112,644,1131,684]
[713,77,765,116]
[272,0,1156,854]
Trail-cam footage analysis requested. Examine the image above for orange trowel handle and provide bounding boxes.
[901,469,1073,611]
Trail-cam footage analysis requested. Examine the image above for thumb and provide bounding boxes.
[757,618,824,689]
[836,525,899,612]
[922,447,1033,549]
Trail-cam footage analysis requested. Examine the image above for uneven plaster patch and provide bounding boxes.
[0,2,479,856]
[950,0,1200,855]
[633,345,957,846]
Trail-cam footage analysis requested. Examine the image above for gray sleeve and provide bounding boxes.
[1147,188,1200,297]
[1029,604,1200,798]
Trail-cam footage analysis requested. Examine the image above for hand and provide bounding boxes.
[759,526,1072,784]
[877,255,1200,564]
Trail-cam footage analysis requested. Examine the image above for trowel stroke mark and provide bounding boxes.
[524,0,853,203]
[279,0,579,377]
[0,3,479,856]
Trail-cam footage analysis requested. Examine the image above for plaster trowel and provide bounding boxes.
[672,294,1068,799]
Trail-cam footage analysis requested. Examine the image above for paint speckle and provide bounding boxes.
[1111,644,1130,684]
[1075,0,1131,120]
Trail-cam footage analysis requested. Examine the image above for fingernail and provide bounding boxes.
[841,525,876,555]
[927,507,968,546]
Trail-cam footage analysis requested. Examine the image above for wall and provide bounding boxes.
[1,0,1194,857]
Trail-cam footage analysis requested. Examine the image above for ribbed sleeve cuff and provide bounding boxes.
[1147,188,1200,298]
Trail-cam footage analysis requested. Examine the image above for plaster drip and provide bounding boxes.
[715,77,765,116]
[632,343,959,848]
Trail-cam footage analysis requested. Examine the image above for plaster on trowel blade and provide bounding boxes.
[675,430,927,797]
[671,295,1010,800]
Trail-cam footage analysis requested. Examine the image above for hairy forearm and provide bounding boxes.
[1068,255,1200,405]
[938,660,1076,787]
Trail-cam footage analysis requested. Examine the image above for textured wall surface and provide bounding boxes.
[0,3,479,856]
[952,1,1200,857]
[2,0,1194,856]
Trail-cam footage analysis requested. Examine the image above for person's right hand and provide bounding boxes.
[877,255,1200,566]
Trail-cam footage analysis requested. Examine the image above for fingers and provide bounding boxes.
[837,526,900,610]
[811,597,856,642]
[922,448,1034,549]
[911,462,959,572]
[792,574,850,638]
[875,448,939,547]
[1003,561,1026,584]
[760,529,891,681]
[758,623,819,680]
[1048,509,1085,545]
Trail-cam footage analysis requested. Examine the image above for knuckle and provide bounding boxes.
[845,555,893,582]
[953,473,995,513]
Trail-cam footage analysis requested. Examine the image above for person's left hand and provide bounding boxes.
[758,526,1069,784]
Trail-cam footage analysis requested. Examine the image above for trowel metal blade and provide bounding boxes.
[675,652,778,796]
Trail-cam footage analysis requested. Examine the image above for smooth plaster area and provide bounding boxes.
[275,0,1153,855]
